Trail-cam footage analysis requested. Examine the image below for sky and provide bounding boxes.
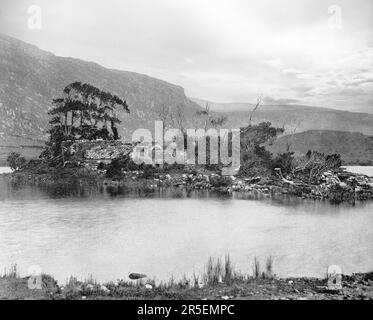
[1,0,373,113]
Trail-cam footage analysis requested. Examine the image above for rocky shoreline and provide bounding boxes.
[6,166,373,203]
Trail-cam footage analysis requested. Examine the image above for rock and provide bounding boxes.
[145,283,153,289]
[129,273,147,280]
[221,295,229,300]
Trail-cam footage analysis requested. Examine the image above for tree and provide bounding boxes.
[42,82,129,162]
[193,102,228,130]
[170,104,186,132]
[239,122,284,177]
[248,97,262,126]
[156,104,171,127]
[7,152,26,170]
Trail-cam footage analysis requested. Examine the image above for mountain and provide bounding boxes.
[268,130,373,165]
[192,99,373,136]
[0,33,202,139]
[0,33,204,163]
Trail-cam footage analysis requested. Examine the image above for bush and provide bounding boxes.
[210,175,232,188]
[271,152,295,176]
[105,158,123,178]
[141,165,157,178]
[6,152,27,170]
[293,151,342,183]
[239,159,272,178]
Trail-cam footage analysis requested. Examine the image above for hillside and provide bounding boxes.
[268,130,373,165]
[192,99,373,136]
[0,34,201,139]
[0,33,204,163]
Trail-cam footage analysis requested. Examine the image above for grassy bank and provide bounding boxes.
[1,258,372,300]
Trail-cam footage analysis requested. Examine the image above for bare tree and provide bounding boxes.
[194,102,211,131]
[170,104,186,132]
[248,97,262,127]
[210,115,227,129]
[156,104,170,127]
[281,119,303,152]
[193,102,228,131]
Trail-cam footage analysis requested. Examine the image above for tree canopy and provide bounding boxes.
[42,82,129,160]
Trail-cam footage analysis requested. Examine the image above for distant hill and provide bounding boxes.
[268,130,373,165]
[192,99,373,136]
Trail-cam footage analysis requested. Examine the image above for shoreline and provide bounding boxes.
[1,265,372,300]
[5,166,373,203]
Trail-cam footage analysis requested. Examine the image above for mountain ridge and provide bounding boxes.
[192,99,373,136]
[0,33,201,140]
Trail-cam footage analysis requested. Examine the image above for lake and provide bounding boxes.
[343,166,373,177]
[0,168,372,283]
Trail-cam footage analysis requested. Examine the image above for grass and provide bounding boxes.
[1,264,19,279]
[266,256,274,279]
[251,256,274,280]
[253,257,261,279]
[0,256,273,296]
[1,259,372,300]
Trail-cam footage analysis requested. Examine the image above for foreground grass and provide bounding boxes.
[1,258,372,300]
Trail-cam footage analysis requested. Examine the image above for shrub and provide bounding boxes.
[105,158,123,178]
[271,152,295,176]
[6,152,27,171]
[239,159,272,178]
[210,175,232,188]
[141,165,157,179]
[293,151,342,183]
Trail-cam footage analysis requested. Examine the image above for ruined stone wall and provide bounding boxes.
[62,140,134,170]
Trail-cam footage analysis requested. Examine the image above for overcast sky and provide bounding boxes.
[1,0,373,112]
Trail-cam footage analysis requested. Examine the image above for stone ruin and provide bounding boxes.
[62,140,135,171]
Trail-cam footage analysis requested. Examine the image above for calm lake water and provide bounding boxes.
[343,166,373,177]
[0,167,372,283]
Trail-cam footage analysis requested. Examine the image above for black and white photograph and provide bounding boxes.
[0,0,372,305]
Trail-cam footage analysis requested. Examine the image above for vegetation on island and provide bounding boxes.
[6,82,373,203]
[41,82,129,165]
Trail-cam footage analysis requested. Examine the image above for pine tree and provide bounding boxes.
[42,82,129,162]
